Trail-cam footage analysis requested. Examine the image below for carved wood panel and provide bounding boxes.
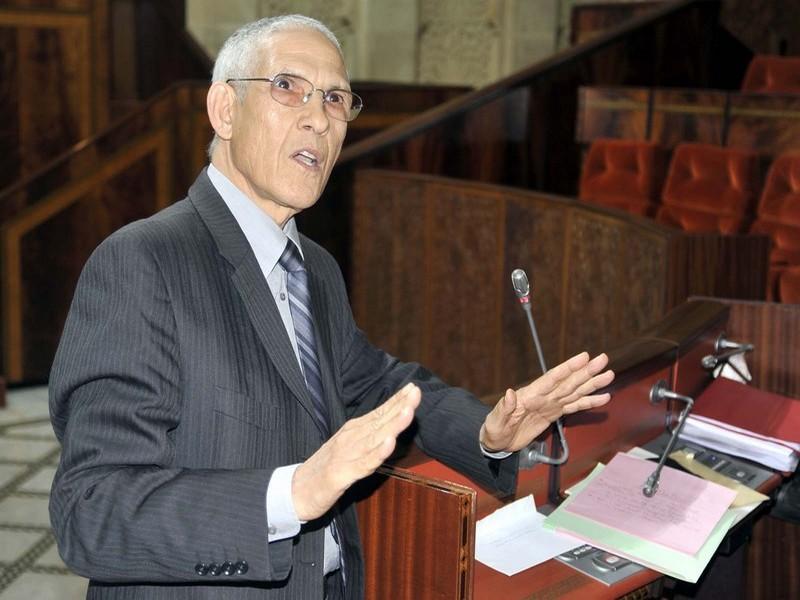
[0,1,109,190]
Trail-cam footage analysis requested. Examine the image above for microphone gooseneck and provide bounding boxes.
[511,268,568,468]
[642,380,695,498]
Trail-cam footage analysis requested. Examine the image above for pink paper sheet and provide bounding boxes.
[564,453,737,555]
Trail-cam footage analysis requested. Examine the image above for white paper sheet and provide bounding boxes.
[475,495,582,576]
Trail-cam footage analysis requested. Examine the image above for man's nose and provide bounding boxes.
[299,91,330,134]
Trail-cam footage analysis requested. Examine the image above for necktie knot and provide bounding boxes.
[279,240,304,273]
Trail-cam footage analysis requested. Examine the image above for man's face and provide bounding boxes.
[225,29,349,223]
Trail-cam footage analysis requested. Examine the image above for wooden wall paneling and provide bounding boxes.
[351,172,427,364]
[1,127,173,381]
[502,190,572,384]
[424,182,505,396]
[560,207,668,360]
[0,25,21,189]
[726,93,800,155]
[353,466,475,600]
[649,88,726,149]
[664,233,771,310]
[575,86,650,144]
[745,515,800,600]
[0,1,110,189]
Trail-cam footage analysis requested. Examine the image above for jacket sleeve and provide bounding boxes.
[318,253,519,495]
[48,229,294,583]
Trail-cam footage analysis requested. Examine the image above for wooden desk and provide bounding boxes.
[355,299,799,599]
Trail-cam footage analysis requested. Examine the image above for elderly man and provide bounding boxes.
[49,14,614,600]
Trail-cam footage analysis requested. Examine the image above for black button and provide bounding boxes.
[235,561,249,575]
[195,563,209,576]
[209,563,222,576]
[83,486,95,500]
[221,561,234,576]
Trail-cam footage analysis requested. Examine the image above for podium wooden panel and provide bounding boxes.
[355,299,799,599]
[354,465,476,600]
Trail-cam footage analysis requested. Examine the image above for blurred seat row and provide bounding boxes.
[579,139,800,303]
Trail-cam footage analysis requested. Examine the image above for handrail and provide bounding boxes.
[338,0,698,164]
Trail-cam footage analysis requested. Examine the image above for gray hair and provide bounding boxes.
[207,14,344,160]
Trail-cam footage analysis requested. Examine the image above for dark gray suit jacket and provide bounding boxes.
[49,170,518,599]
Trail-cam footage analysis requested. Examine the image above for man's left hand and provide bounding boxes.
[480,352,614,453]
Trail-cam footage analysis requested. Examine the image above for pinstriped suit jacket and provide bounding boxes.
[49,169,518,599]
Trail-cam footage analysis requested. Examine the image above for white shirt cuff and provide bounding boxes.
[265,464,304,541]
[480,442,513,460]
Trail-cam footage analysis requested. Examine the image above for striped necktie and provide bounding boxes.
[279,240,330,437]
[280,240,347,592]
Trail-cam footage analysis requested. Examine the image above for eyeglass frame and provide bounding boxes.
[225,73,364,122]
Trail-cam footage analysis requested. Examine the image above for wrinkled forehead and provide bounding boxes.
[257,29,349,88]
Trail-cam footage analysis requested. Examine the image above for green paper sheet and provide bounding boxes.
[543,464,738,583]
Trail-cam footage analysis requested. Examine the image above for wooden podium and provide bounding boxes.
[354,298,798,599]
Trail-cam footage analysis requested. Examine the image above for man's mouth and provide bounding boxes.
[292,149,321,168]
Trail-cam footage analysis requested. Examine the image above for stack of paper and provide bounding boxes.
[681,377,800,472]
[681,415,799,472]
[544,453,738,583]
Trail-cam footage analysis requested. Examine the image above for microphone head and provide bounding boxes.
[511,269,530,302]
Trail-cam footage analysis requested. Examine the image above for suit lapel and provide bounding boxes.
[189,170,326,437]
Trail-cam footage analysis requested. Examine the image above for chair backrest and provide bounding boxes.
[741,55,800,94]
[750,153,800,301]
[656,143,760,234]
[579,139,666,216]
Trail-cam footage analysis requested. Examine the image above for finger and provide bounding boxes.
[364,382,421,431]
[553,355,612,401]
[531,352,590,394]
[562,392,611,414]
[501,388,517,415]
[563,369,615,403]
[363,386,419,446]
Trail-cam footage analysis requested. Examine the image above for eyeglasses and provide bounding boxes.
[226,73,363,122]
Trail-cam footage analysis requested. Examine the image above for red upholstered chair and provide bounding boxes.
[656,143,760,234]
[750,153,800,300]
[579,139,666,216]
[741,55,800,93]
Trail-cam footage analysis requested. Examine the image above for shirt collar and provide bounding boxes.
[207,164,302,272]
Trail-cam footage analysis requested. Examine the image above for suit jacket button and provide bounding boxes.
[221,561,234,576]
[195,563,209,576]
[235,561,249,575]
[209,563,222,576]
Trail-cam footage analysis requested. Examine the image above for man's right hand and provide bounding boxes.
[291,382,421,522]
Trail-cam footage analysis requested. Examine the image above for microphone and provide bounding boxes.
[701,333,754,381]
[510,269,546,375]
[511,268,568,468]
[642,380,695,498]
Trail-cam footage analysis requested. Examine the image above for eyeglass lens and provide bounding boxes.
[270,74,361,122]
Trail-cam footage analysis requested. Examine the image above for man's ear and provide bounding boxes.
[207,82,237,140]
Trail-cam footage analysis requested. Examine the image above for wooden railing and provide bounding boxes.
[350,170,770,397]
